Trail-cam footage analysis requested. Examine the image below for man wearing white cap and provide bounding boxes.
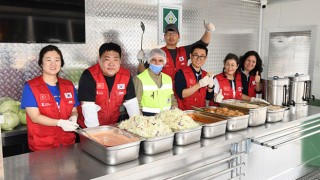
[134,48,177,116]
[137,20,215,80]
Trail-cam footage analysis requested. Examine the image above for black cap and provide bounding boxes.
[164,24,179,34]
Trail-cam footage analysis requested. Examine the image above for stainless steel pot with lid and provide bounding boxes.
[263,76,290,106]
[286,73,315,105]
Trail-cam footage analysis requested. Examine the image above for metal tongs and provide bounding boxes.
[76,127,94,139]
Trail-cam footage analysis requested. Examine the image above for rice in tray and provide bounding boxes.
[268,105,284,111]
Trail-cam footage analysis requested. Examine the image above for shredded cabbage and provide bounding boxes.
[119,115,172,138]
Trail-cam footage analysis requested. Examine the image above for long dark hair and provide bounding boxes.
[239,51,263,76]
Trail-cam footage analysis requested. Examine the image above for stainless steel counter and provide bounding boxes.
[3,105,320,180]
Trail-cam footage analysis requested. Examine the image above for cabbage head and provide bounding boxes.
[18,109,27,125]
[0,97,14,105]
[0,99,21,114]
[1,111,20,131]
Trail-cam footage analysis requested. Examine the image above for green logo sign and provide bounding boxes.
[163,8,179,33]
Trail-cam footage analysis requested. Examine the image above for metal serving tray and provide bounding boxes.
[227,115,250,131]
[193,106,249,131]
[219,99,267,127]
[141,133,175,155]
[184,110,227,138]
[174,126,202,146]
[266,106,287,123]
[79,126,143,165]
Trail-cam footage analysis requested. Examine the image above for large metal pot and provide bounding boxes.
[263,76,290,106]
[286,73,315,105]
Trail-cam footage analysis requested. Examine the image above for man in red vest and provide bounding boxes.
[174,44,214,110]
[77,42,140,128]
[137,20,215,80]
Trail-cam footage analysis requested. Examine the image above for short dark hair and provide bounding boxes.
[38,45,64,68]
[191,44,208,55]
[239,51,263,75]
[222,53,239,74]
[99,42,122,58]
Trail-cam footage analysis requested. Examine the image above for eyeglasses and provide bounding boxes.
[192,54,206,61]
[165,31,178,37]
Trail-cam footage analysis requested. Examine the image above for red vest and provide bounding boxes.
[209,73,243,106]
[161,46,188,80]
[27,76,76,151]
[216,73,243,99]
[248,75,257,97]
[178,66,207,110]
[77,64,130,127]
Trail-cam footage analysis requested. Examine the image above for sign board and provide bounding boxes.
[158,4,182,45]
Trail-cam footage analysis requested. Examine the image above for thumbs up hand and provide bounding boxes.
[214,89,224,103]
[255,71,261,83]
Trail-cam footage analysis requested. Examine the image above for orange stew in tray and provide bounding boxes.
[187,113,223,124]
[88,129,140,147]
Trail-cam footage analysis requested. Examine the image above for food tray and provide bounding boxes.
[78,125,143,165]
[174,126,202,146]
[219,100,267,127]
[141,133,175,155]
[266,106,287,123]
[184,110,227,138]
[194,106,249,131]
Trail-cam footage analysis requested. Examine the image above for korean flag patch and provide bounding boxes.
[64,92,73,98]
[117,84,125,90]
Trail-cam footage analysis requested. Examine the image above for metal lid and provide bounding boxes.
[286,73,310,82]
[265,76,290,86]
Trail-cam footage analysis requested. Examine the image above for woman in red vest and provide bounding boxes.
[238,51,263,97]
[21,45,80,151]
[210,53,268,104]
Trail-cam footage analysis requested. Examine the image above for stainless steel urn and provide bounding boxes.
[287,73,315,105]
[264,76,290,106]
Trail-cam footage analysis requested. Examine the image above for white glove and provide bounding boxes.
[137,50,145,64]
[204,20,215,32]
[69,115,77,124]
[214,89,224,102]
[82,103,101,127]
[250,97,270,104]
[199,76,210,88]
[57,120,79,132]
[123,97,140,117]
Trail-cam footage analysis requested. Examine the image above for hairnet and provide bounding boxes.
[147,48,167,65]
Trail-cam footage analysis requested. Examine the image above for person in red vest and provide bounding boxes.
[20,45,80,151]
[238,51,263,97]
[137,20,215,79]
[77,42,140,128]
[174,44,214,110]
[210,53,269,105]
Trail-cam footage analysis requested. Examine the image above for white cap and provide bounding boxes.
[147,48,167,65]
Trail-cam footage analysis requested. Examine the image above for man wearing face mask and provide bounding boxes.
[134,48,177,116]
